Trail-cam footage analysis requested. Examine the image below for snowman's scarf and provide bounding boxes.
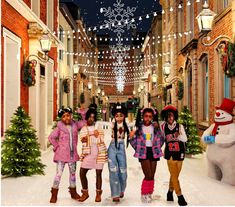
[212,120,233,136]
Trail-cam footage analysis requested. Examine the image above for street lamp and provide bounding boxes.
[133,90,136,95]
[140,83,144,90]
[196,1,216,33]
[163,61,171,77]
[152,74,157,84]
[101,90,105,96]
[24,33,52,62]
[97,87,101,95]
[73,64,80,75]
[196,1,232,46]
[162,61,182,84]
[23,33,52,86]
[88,81,92,90]
[39,33,52,54]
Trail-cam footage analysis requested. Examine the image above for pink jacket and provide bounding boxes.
[48,120,85,163]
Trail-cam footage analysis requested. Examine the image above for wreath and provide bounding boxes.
[221,41,235,77]
[177,81,184,100]
[63,79,70,93]
[23,60,37,86]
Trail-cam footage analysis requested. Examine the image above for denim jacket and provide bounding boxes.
[130,123,165,159]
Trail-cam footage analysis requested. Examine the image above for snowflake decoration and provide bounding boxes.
[100,0,136,93]
[100,0,136,40]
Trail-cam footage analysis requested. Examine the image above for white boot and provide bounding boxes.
[141,194,152,203]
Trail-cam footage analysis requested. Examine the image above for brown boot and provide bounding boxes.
[95,189,102,202]
[113,197,120,202]
[68,187,80,200]
[50,188,58,203]
[78,189,89,202]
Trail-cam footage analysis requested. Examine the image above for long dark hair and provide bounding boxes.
[113,118,130,148]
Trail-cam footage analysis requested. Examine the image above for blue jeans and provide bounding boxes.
[108,140,127,198]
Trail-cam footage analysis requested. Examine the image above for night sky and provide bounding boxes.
[61,0,162,35]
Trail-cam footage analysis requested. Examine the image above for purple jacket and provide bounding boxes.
[130,124,164,159]
[48,120,85,163]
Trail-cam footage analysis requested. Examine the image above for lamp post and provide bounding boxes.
[23,33,52,87]
[24,33,52,63]
[88,81,92,91]
[196,1,232,46]
[162,61,182,83]
[152,74,157,84]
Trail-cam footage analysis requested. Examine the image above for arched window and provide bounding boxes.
[199,54,209,122]
[216,41,231,104]
[185,60,193,112]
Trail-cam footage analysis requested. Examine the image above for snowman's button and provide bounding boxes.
[217,128,220,130]
[216,132,219,134]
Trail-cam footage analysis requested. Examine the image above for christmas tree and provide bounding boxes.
[72,107,82,121]
[1,106,45,177]
[97,104,102,121]
[178,106,203,155]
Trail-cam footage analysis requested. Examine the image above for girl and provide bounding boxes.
[79,108,107,202]
[108,104,130,202]
[48,107,81,203]
[160,105,187,206]
[129,108,164,203]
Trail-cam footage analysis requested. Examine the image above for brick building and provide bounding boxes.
[160,0,235,133]
[1,0,60,149]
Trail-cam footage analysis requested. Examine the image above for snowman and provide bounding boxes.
[201,98,235,186]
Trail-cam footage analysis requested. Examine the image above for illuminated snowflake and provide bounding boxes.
[100,0,136,40]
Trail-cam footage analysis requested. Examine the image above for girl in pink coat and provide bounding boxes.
[48,107,85,203]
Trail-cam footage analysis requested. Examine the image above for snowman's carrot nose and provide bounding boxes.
[216,112,221,117]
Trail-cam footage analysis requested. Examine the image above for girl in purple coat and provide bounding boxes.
[48,107,85,203]
[129,108,164,203]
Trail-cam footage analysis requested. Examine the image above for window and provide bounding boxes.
[177,5,184,50]
[31,0,40,16]
[67,38,71,66]
[202,57,209,121]
[186,0,194,42]
[167,0,171,23]
[223,0,231,8]
[59,26,63,60]
[47,0,54,31]
[216,42,231,104]
[186,63,193,112]
[224,75,231,98]
[217,0,232,13]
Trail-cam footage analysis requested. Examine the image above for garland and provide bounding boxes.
[221,41,235,77]
[177,80,184,100]
[23,60,36,86]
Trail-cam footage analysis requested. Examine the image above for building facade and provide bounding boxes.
[160,0,235,133]
[1,0,60,150]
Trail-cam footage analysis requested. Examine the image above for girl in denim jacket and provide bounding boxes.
[129,108,164,203]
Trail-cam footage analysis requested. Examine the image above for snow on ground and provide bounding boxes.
[1,123,235,206]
